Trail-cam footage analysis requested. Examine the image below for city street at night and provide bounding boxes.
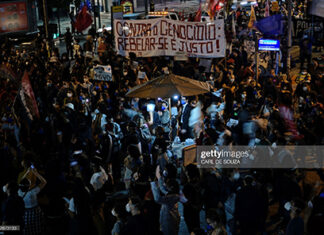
[1,0,324,235]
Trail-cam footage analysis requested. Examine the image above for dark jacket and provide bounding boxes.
[181,104,193,131]
[2,194,25,227]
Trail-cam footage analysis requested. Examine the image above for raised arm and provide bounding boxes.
[31,168,47,190]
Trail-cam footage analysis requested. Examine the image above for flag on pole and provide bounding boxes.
[264,0,270,17]
[207,0,224,19]
[75,5,93,32]
[248,5,256,28]
[19,71,39,120]
[207,0,219,19]
[310,0,324,17]
[255,14,283,36]
[232,13,236,38]
[194,3,202,22]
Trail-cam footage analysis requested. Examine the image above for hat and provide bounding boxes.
[65,103,74,110]
[90,172,104,191]
[86,35,93,41]
[49,56,58,63]
[227,58,235,64]
[92,56,100,63]
[128,121,137,128]
[85,51,93,58]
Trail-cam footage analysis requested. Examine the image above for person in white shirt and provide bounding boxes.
[18,166,47,235]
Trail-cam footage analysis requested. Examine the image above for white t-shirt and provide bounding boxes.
[18,186,40,209]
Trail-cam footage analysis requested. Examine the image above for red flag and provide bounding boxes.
[194,4,202,22]
[208,0,224,19]
[264,0,270,17]
[208,0,217,19]
[75,5,93,32]
[181,10,185,21]
[20,71,39,120]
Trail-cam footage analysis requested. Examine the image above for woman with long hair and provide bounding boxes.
[18,166,47,235]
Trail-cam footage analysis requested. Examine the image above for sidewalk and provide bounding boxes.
[99,0,200,26]
[52,0,200,36]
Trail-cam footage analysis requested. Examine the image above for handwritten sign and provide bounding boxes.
[93,65,112,81]
[114,18,225,58]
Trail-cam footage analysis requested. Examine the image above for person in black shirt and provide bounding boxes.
[64,28,73,59]
[2,181,25,235]
[121,197,148,235]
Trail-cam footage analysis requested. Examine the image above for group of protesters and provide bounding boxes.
[1,2,324,235]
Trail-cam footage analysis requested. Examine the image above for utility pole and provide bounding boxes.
[254,32,259,81]
[145,0,148,15]
[57,9,61,37]
[97,0,101,28]
[287,0,292,77]
[42,0,50,57]
[92,0,97,32]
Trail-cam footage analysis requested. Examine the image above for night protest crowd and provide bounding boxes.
[1,3,324,235]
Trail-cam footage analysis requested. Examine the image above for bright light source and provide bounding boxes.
[173,95,178,100]
[147,104,155,112]
[240,1,248,5]
[158,97,162,101]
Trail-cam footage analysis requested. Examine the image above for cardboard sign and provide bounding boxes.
[137,71,146,79]
[93,65,112,81]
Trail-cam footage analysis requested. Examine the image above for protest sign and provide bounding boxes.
[114,18,225,58]
[243,40,255,54]
[293,18,323,39]
[93,65,112,81]
[137,71,147,79]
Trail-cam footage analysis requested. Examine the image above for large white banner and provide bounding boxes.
[114,18,225,58]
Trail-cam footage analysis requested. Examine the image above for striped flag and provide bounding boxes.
[232,13,236,38]
[19,71,39,120]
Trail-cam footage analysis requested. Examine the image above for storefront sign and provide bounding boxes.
[0,1,28,33]
[112,5,123,20]
[258,39,280,51]
[121,0,133,14]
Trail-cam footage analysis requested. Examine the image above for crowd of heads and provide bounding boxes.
[1,3,324,235]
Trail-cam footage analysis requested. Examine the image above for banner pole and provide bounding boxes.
[287,0,292,78]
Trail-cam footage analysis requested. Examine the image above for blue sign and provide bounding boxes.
[258,39,280,51]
